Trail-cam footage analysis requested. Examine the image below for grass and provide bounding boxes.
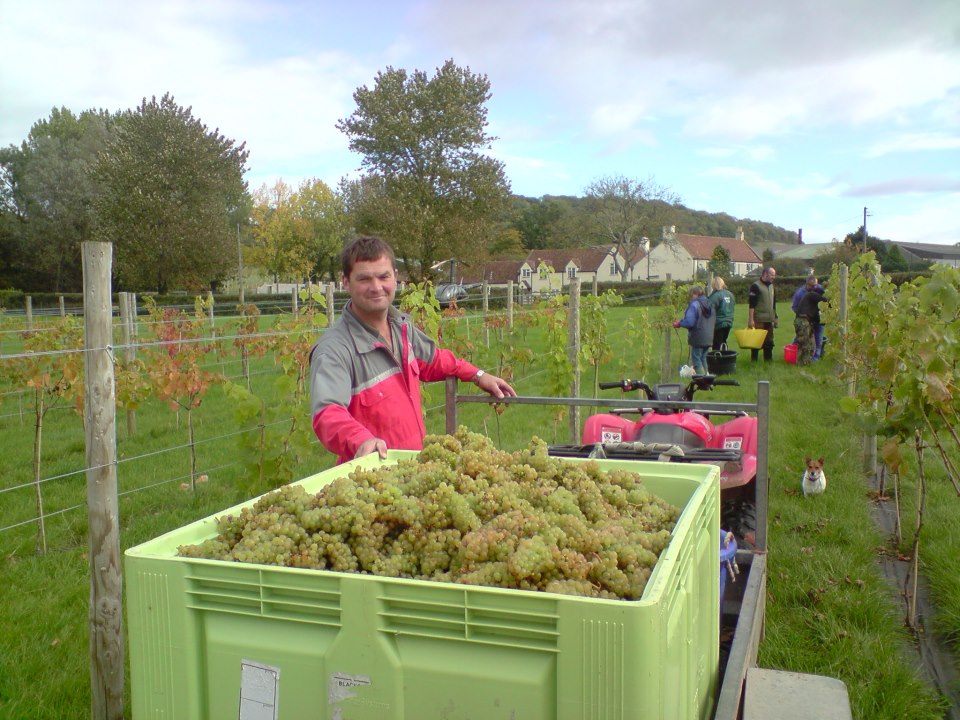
[0,301,953,719]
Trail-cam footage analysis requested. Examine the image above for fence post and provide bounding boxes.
[237,223,245,305]
[838,265,852,397]
[118,293,137,438]
[507,281,514,328]
[445,377,458,435]
[26,295,33,330]
[326,283,335,324]
[569,277,581,443]
[81,241,124,720]
[592,274,599,297]
[660,274,672,383]
[482,280,490,348]
[207,291,215,329]
[755,380,771,552]
[292,286,299,316]
[59,295,66,317]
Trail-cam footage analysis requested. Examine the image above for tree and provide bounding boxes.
[249,180,308,289]
[295,178,347,281]
[708,245,732,277]
[583,175,679,281]
[337,60,510,278]
[0,107,115,291]
[94,93,249,293]
[882,243,909,273]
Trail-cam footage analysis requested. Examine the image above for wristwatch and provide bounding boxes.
[472,370,486,384]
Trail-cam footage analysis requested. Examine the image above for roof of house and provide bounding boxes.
[889,241,960,261]
[674,234,763,263]
[773,242,842,260]
[525,245,620,272]
[459,259,525,285]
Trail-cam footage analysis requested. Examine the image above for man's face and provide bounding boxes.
[343,254,397,318]
[763,268,777,283]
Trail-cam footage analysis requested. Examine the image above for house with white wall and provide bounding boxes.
[519,245,641,293]
[645,226,762,281]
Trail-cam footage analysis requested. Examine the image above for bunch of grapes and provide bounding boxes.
[177,426,680,601]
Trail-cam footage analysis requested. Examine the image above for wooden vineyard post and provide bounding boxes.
[81,242,124,720]
[660,273,673,383]
[838,264,850,395]
[445,376,458,435]
[326,283,335,324]
[118,292,136,437]
[568,277,581,443]
[507,280,514,328]
[59,295,66,317]
[482,280,490,348]
[25,295,33,330]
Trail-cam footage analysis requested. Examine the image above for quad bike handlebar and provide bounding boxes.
[598,375,739,401]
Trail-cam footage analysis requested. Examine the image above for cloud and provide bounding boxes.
[703,166,840,202]
[866,132,960,158]
[407,0,960,144]
[699,145,775,161]
[843,176,960,197]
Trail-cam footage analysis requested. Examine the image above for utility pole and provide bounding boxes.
[863,207,869,253]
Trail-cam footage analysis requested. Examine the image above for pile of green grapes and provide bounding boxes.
[178,427,680,600]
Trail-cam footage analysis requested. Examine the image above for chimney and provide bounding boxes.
[662,225,676,241]
[798,228,803,245]
[736,225,744,243]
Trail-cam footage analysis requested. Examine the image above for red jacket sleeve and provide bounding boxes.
[312,404,374,464]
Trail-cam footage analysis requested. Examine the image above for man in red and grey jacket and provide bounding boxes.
[310,236,516,464]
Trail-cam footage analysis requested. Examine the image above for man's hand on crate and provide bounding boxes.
[355,437,388,460]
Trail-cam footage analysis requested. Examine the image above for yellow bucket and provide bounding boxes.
[733,327,769,349]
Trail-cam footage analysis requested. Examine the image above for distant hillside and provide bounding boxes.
[508,195,799,251]
[674,205,800,246]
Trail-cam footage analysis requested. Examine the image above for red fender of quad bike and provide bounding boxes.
[582,413,639,443]
[712,415,758,490]
[581,412,758,489]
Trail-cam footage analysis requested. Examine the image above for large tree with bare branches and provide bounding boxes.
[584,175,679,281]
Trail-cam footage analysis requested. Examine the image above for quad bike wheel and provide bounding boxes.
[721,484,757,550]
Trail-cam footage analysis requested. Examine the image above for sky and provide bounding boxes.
[2,0,959,245]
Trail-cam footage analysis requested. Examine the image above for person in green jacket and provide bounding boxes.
[708,276,735,350]
[747,266,778,361]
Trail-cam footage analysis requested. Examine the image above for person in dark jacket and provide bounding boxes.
[794,284,826,365]
[708,276,735,350]
[673,286,715,375]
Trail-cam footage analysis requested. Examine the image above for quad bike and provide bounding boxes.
[549,374,758,548]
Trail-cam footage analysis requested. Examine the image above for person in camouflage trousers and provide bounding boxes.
[793,285,826,365]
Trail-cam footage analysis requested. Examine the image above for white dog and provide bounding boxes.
[802,456,827,497]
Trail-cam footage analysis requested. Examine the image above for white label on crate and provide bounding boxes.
[330,673,373,719]
[723,437,742,450]
[239,660,280,720]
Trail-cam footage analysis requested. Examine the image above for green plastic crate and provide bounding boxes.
[126,452,720,720]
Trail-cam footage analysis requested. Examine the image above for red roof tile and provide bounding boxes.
[459,259,525,284]
[675,234,762,263]
[525,245,617,272]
